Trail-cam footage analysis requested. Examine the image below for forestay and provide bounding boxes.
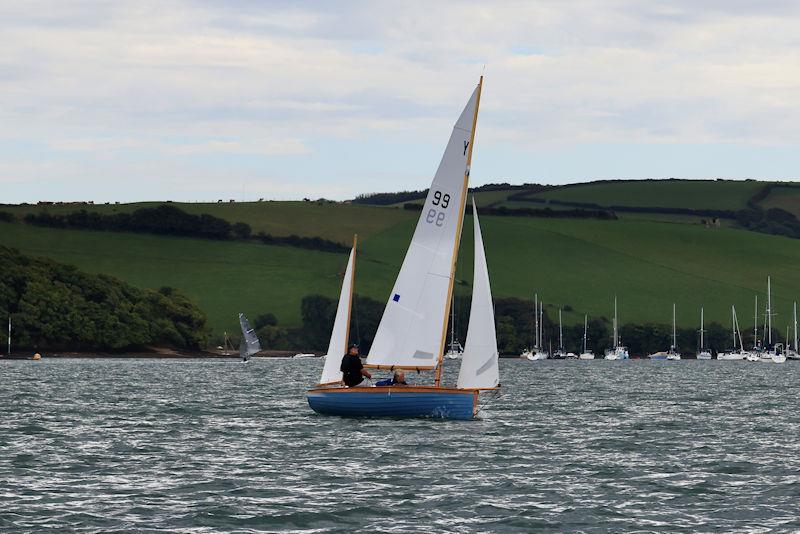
[367,82,481,369]
[238,313,261,359]
[457,203,499,389]
[319,246,356,384]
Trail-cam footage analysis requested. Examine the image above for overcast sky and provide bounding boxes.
[2,0,800,203]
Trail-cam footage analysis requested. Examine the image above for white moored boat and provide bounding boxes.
[445,294,463,359]
[717,305,747,360]
[649,303,681,360]
[521,293,548,360]
[696,307,712,360]
[579,314,595,359]
[604,296,629,360]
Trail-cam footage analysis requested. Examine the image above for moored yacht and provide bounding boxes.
[579,314,595,359]
[696,307,712,360]
[604,296,629,360]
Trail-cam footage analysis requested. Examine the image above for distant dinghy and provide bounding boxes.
[307,78,500,420]
[238,313,261,362]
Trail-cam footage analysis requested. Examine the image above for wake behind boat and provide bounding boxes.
[306,78,499,420]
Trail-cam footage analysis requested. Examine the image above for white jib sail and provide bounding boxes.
[367,82,481,369]
[458,202,499,389]
[319,246,355,384]
[238,313,261,359]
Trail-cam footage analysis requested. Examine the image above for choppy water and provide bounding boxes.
[2,358,800,532]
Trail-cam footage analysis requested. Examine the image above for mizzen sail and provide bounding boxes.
[367,80,482,370]
[457,202,499,389]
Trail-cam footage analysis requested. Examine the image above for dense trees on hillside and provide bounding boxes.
[19,205,348,253]
[0,246,209,351]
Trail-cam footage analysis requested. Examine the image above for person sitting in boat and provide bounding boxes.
[375,370,408,387]
[340,344,371,387]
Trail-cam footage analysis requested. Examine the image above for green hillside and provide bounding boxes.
[2,201,415,245]
[3,194,799,340]
[760,185,800,218]
[525,180,764,210]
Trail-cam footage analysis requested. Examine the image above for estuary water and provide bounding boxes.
[1,358,799,532]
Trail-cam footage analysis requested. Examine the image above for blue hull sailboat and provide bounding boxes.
[306,77,500,420]
[307,386,478,420]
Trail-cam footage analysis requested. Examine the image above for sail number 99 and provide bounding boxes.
[426,190,450,227]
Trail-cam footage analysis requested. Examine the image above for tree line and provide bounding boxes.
[352,183,549,206]
[12,205,348,253]
[0,246,209,351]
[403,203,617,220]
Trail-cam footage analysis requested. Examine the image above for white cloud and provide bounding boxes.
[2,0,800,202]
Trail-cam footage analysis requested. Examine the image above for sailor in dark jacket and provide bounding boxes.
[340,344,371,387]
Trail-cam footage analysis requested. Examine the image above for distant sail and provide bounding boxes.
[367,83,481,369]
[457,202,499,389]
[238,313,261,361]
[319,244,356,384]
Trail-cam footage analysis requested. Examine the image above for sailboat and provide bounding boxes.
[520,294,548,360]
[754,276,784,363]
[552,309,576,359]
[604,296,629,360]
[238,313,261,362]
[307,78,500,419]
[579,314,595,359]
[787,302,800,359]
[648,303,681,360]
[696,307,712,360]
[445,295,464,359]
[718,305,747,360]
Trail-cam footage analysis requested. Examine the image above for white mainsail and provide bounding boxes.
[367,80,482,370]
[457,202,499,389]
[319,244,356,385]
[238,313,261,360]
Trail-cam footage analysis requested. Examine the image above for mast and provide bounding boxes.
[734,305,744,351]
[583,314,588,353]
[534,293,538,350]
[344,235,357,355]
[449,292,456,351]
[767,276,772,346]
[434,76,482,387]
[614,295,619,349]
[754,295,758,348]
[6,317,10,357]
[700,307,704,350]
[558,309,563,350]
[794,301,797,352]
[730,305,735,348]
[672,303,677,350]
[539,301,543,350]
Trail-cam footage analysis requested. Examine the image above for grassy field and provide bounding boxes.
[3,198,799,339]
[759,185,800,218]
[523,180,765,210]
[2,201,416,245]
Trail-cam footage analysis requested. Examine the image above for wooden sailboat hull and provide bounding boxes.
[306,386,479,420]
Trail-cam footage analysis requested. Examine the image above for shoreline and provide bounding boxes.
[0,348,321,359]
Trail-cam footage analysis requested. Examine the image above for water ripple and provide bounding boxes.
[1,358,799,532]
